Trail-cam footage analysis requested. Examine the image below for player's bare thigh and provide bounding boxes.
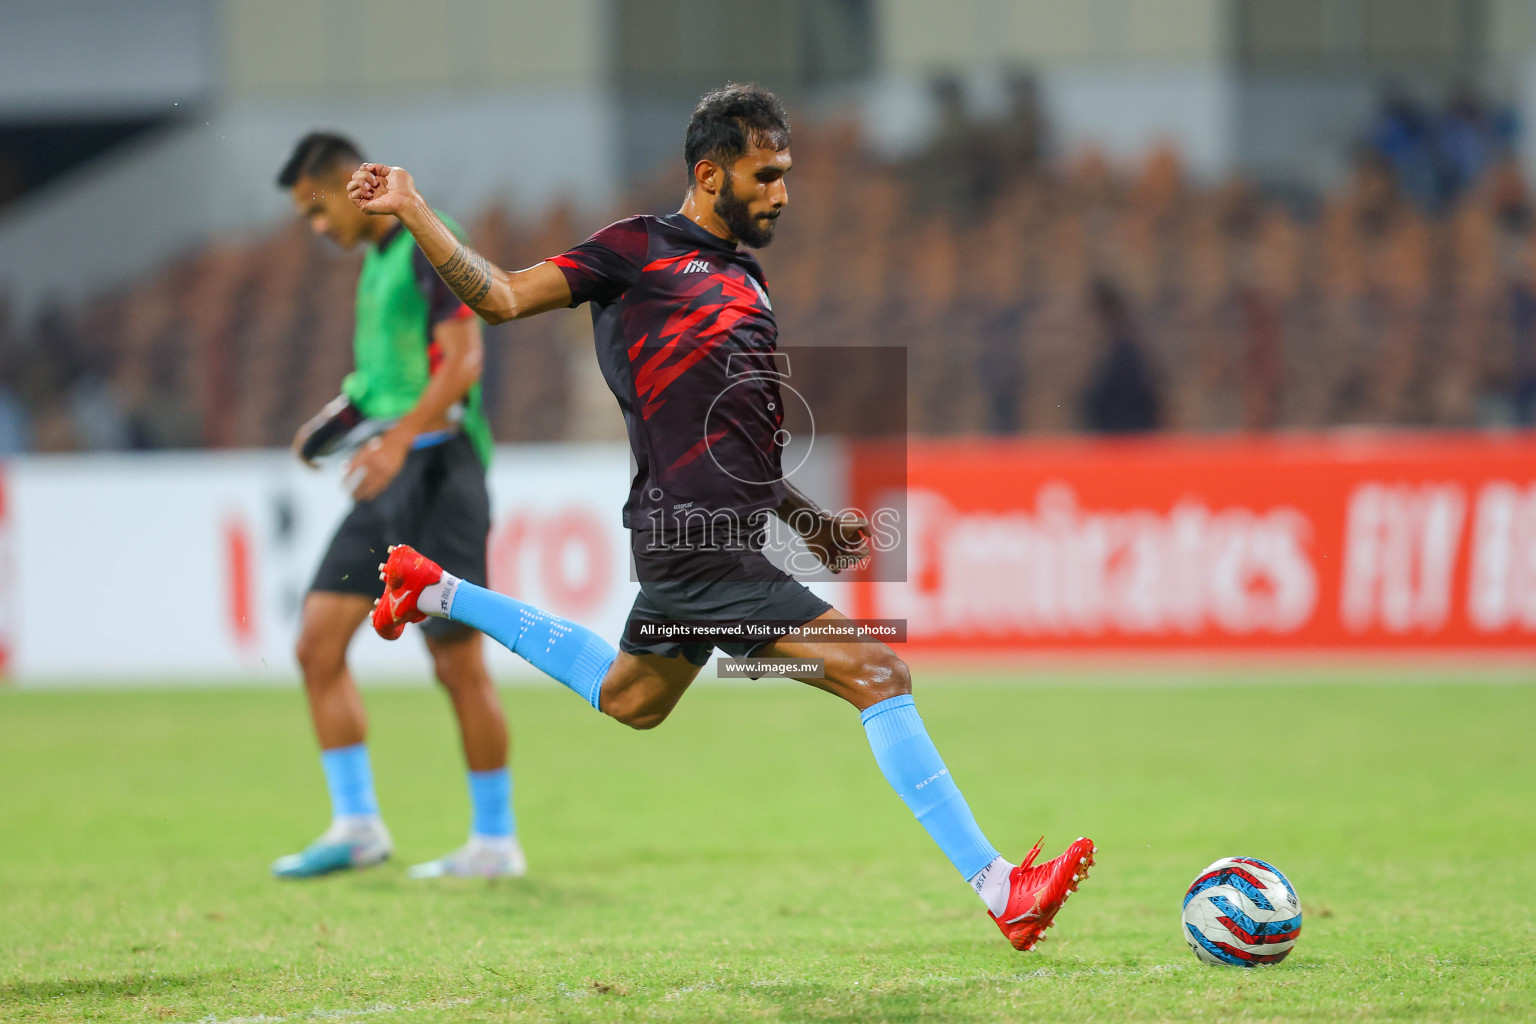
[599,650,704,729]
[758,608,911,711]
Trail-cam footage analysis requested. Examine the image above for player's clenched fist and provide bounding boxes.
[347,163,418,215]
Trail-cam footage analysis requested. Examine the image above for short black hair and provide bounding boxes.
[277,131,363,189]
[683,83,790,183]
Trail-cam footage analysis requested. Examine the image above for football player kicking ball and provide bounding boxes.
[348,84,1092,949]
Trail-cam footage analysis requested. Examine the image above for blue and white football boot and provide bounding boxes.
[271,817,393,879]
[407,836,527,880]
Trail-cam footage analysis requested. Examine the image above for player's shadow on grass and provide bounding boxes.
[354,873,608,911]
[1,969,223,1004]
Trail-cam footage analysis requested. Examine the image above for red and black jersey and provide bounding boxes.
[551,213,785,534]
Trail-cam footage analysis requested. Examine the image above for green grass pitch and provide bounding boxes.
[1,671,1532,1023]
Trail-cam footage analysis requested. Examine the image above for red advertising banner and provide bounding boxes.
[848,433,1536,652]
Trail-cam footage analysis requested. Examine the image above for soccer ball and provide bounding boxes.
[1181,857,1302,967]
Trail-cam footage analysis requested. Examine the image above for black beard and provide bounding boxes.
[714,175,778,248]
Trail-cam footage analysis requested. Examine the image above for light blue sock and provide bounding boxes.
[320,743,379,819]
[861,694,1000,880]
[447,581,615,710]
[467,767,514,839]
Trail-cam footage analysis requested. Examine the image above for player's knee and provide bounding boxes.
[853,650,911,707]
[611,700,673,730]
[603,690,673,731]
[426,631,488,694]
[619,708,669,730]
[430,657,486,698]
[294,630,346,682]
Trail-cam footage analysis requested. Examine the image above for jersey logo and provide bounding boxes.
[682,258,712,274]
[748,274,772,311]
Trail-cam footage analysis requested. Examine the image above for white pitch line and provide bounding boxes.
[182,966,1197,1022]
[184,997,476,1024]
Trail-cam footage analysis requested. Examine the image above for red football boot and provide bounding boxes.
[990,836,1096,951]
[371,544,441,640]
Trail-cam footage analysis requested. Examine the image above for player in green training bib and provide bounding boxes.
[272,132,521,881]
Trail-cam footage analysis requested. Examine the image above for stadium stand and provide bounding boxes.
[2,113,1533,453]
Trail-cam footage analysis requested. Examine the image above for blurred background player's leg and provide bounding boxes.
[271,591,394,879]
[408,626,526,879]
[397,434,523,879]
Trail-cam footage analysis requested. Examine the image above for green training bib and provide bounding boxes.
[342,213,493,466]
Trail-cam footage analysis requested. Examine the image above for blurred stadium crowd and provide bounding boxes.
[1,88,1532,453]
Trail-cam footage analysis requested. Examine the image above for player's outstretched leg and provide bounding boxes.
[373,545,615,710]
[765,611,1095,951]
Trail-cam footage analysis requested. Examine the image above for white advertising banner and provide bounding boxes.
[2,444,640,684]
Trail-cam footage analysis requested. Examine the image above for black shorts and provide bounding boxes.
[310,433,489,640]
[620,539,832,666]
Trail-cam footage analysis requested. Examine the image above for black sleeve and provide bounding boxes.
[546,216,649,306]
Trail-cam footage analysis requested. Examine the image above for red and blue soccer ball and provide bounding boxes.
[1181,856,1302,966]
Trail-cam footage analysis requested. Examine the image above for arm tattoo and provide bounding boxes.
[433,242,495,307]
